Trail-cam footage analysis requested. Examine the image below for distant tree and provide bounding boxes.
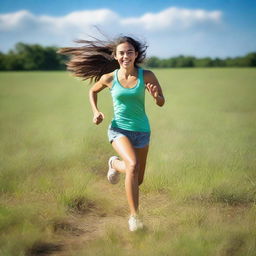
[0,52,6,70]
[224,53,256,67]
[4,51,24,70]
[168,58,177,67]
[0,43,255,70]
[212,58,226,67]
[174,55,195,67]
[41,46,67,70]
[194,57,214,67]
[15,43,49,70]
[243,52,256,67]
[158,58,170,68]
[145,57,161,68]
[4,42,67,70]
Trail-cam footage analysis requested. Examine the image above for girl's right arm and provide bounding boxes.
[89,74,109,125]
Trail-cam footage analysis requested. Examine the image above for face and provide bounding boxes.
[114,42,138,69]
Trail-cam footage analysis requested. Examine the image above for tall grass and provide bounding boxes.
[0,69,255,255]
[144,69,256,204]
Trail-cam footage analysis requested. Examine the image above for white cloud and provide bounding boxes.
[40,9,119,32]
[0,9,119,32]
[121,7,222,31]
[0,7,231,57]
[0,10,34,31]
[0,7,222,33]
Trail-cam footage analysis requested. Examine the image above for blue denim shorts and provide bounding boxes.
[108,126,150,148]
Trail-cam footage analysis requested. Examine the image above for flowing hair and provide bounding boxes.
[58,36,147,83]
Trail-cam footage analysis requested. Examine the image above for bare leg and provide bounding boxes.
[112,144,149,184]
[135,145,149,186]
[111,137,150,216]
[112,136,139,216]
[112,144,149,179]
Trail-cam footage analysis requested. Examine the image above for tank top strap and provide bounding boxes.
[111,69,118,90]
[114,69,118,82]
[138,67,144,87]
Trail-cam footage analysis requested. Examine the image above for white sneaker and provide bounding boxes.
[128,215,143,232]
[107,156,120,184]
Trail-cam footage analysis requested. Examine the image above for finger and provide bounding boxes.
[94,115,101,121]
[151,85,156,93]
[147,84,153,92]
[100,112,105,119]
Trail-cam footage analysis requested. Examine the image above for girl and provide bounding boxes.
[59,36,165,231]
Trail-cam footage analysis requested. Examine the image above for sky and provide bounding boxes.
[0,0,255,58]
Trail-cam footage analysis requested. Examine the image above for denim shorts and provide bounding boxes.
[108,126,150,148]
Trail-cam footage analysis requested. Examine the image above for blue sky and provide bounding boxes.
[0,0,255,58]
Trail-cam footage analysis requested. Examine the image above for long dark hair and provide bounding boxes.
[58,36,147,82]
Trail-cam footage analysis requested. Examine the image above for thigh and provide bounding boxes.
[135,145,149,183]
[112,136,137,167]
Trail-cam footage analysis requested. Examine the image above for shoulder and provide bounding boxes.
[143,69,158,84]
[143,69,154,77]
[100,71,115,88]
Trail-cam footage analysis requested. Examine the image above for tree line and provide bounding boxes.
[145,53,256,68]
[0,43,67,71]
[0,42,255,70]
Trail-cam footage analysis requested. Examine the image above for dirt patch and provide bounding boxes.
[67,196,105,215]
[52,218,85,236]
[26,241,63,256]
[46,213,127,256]
[38,181,129,255]
[221,235,246,256]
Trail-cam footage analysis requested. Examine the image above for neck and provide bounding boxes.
[119,66,137,78]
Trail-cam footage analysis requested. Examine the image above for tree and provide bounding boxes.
[212,58,226,67]
[145,57,161,68]
[0,52,6,70]
[0,43,255,70]
[194,57,213,67]
[4,51,24,70]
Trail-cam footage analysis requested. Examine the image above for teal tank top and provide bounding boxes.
[110,68,150,132]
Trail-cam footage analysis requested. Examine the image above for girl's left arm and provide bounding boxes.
[144,70,165,107]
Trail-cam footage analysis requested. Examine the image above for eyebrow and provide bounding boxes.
[118,49,135,52]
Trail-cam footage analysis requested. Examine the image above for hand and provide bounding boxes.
[146,83,159,99]
[93,111,104,125]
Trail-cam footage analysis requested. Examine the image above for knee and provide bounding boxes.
[126,161,139,175]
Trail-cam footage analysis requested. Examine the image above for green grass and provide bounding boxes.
[0,69,255,255]
[144,69,256,203]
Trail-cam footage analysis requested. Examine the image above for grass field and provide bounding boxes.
[0,68,255,256]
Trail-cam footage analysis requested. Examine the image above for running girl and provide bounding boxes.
[59,36,165,231]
